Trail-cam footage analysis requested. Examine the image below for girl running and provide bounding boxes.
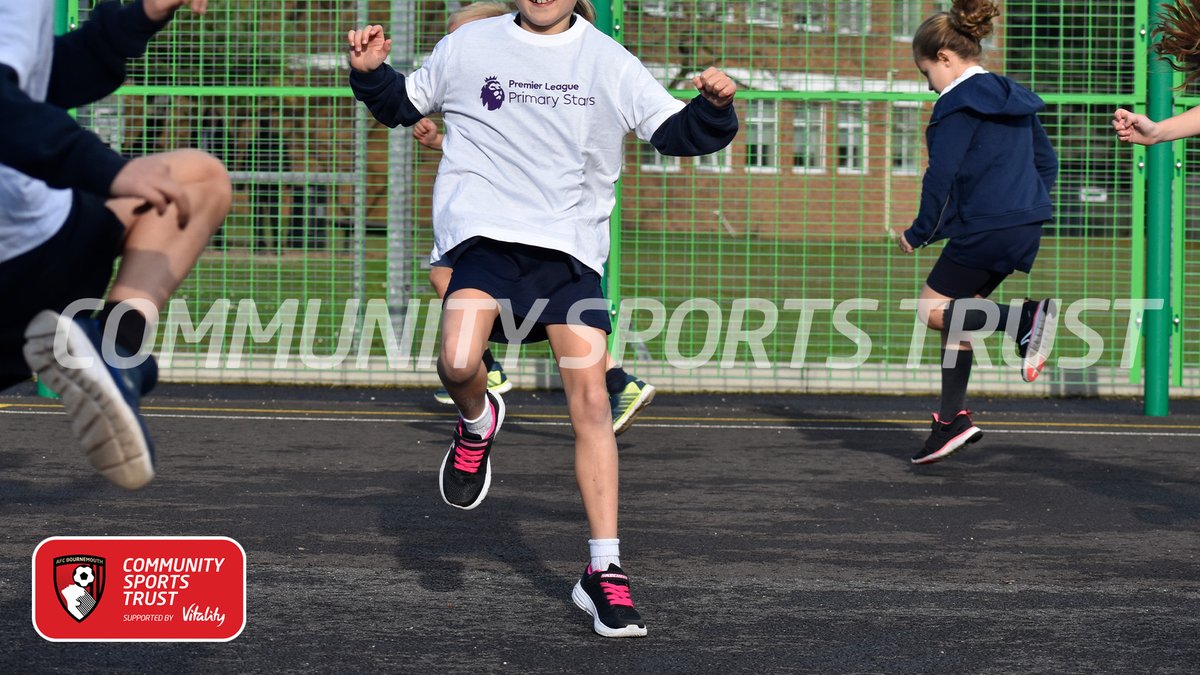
[413,1,658,436]
[348,0,736,637]
[897,0,1058,465]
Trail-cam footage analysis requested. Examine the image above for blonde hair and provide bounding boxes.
[1153,0,1200,87]
[447,1,511,32]
[912,0,1000,63]
[574,0,596,24]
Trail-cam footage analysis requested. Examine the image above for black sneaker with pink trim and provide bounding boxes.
[571,563,648,638]
[911,410,983,465]
[439,390,505,510]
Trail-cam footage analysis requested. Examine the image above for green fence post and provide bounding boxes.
[1145,1,1173,416]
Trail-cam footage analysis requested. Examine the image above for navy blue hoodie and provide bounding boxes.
[903,72,1057,249]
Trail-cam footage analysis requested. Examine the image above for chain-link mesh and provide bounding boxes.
[67,1,1167,395]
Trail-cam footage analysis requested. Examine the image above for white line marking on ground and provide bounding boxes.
[5,408,1200,437]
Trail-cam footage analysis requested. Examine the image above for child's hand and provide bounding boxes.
[1113,108,1159,145]
[412,118,443,151]
[693,67,736,108]
[897,229,915,254]
[142,0,207,22]
[111,156,192,230]
[347,25,392,73]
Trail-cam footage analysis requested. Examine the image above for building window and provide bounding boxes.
[836,102,868,174]
[793,1,828,33]
[640,1,682,19]
[745,99,778,172]
[639,142,680,173]
[696,147,733,173]
[893,1,924,39]
[834,0,869,35]
[891,104,922,176]
[747,1,783,28]
[698,2,735,23]
[791,103,826,174]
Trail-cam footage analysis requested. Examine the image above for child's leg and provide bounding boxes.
[429,266,453,299]
[546,324,617,540]
[105,150,231,316]
[438,288,500,420]
[918,284,974,420]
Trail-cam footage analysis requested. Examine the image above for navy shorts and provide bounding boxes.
[926,223,1044,298]
[0,192,124,390]
[442,237,611,344]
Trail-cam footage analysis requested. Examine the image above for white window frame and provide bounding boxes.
[793,1,828,33]
[695,146,733,174]
[697,2,735,23]
[791,102,826,175]
[835,102,869,175]
[747,0,783,28]
[893,0,924,41]
[744,99,779,174]
[641,1,683,19]
[890,102,923,176]
[638,142,681,173]
[834,0,870,36]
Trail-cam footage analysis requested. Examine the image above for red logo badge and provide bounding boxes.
[52,555,106,622]
[33,537,245,641]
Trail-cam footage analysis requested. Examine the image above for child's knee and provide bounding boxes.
[570,384,611,426]
[437,341,480,383]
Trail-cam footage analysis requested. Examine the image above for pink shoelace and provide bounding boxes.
[452,429,488,473]
[599,581,635,608]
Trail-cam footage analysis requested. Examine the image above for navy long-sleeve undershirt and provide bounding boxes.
[0,0,165,196]
[349,64,738,156]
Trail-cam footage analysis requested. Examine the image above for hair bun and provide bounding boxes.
[950,0,1001,42]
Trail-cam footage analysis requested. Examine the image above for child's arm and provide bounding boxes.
[1113,106,1200,145]
[1032,116,1058,194]
[649,67,738,156]
[47,0,204,109]
[902,112,981,249]
[347,25,425,128]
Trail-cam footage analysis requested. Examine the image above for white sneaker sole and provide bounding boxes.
[911,426,983,465]
[571,581,648,638]
[22,310,154,490]
[1023,300,1059,383]
[613,383,656,437]
[438,391,505,510]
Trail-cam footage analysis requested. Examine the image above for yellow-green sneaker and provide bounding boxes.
[611,377,656,436]
[486,361,512,395]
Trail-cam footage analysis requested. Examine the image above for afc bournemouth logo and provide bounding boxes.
[480,76,504,110]
[53,555,106,622]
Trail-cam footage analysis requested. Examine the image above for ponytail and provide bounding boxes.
[913,0,1000,62]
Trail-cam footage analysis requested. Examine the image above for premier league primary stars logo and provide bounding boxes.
[53,555,106,621]
[481,76,504,110]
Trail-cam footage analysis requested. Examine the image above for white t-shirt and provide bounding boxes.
[406,14,685,274]
[0,2,74,263]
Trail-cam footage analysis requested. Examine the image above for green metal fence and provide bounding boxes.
[60,1,1192,401]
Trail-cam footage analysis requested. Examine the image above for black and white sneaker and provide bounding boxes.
[911,411,983,465]
[571,563,648,638]
[438,390,504,510]
[22,310,158,490]
[1014,298,1058,383]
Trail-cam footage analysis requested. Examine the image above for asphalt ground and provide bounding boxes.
[1,382,1198,673]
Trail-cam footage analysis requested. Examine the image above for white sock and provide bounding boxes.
[589,538,621,572]
[462,397,493,438]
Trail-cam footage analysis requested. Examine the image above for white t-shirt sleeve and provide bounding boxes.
[404,36,450,116]
[0,4,45,89]
[620,58,687,143]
